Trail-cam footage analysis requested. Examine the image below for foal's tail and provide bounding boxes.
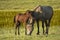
[14,16,16,23]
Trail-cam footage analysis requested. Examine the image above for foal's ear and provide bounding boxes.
[26,10,31,13]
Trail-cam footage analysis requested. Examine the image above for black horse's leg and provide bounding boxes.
[45,20,48,35]
[36,20,40,35]
[42,21,45,35]
[45,20,51,35]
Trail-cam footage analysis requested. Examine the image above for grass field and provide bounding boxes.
[0,0,60,40]
[0,25,60,40]
[0,10,60,40]
[0,0,60,10]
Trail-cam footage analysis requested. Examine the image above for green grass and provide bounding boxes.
[0,26,60,40]
[0,0,60,10]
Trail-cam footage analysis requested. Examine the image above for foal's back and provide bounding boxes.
[15,13,30,23]
[19,14,29,22]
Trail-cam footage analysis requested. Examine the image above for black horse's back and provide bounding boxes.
[40,6,53,20]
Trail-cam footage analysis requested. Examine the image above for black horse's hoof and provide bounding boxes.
[27,34,31,36]
[26,33,31,35]
[37,33,40,35]
[45,32,48,35]
[25,34,27,35]
[45,32,48,37]
[29,34,31,35]
[25,31,27,35]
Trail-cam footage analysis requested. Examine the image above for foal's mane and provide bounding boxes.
[18,13,26,16]
[19,13,22,15]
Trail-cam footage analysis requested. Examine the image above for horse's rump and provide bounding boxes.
[34,5,53,20]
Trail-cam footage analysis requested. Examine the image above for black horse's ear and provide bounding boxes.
[39,5,41,6]
[28,11,31,13]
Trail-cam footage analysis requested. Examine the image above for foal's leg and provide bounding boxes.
[18,23,20,35]
[18,26,20,35]
[16,22,20,35]
[25,24,27,35]
[42,21,45,35]
[36,20,40,35]
[15,25,17,35]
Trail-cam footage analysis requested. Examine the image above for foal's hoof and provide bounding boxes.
[25,33,27,35]
[45,34,48,37]
[15,33,17,35]
[18,33,20,35]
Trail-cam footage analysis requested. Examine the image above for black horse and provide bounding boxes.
[27,5,53,35]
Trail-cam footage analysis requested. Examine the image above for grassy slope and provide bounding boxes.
[0,9,60,40]
[0,26,60,40]
[0,10,60,27]
[0,0,60,10]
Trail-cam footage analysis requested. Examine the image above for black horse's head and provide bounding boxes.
[26,16,33,35]
[26,10,35,17]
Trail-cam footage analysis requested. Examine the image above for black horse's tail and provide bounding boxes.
[14,16,16,23]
